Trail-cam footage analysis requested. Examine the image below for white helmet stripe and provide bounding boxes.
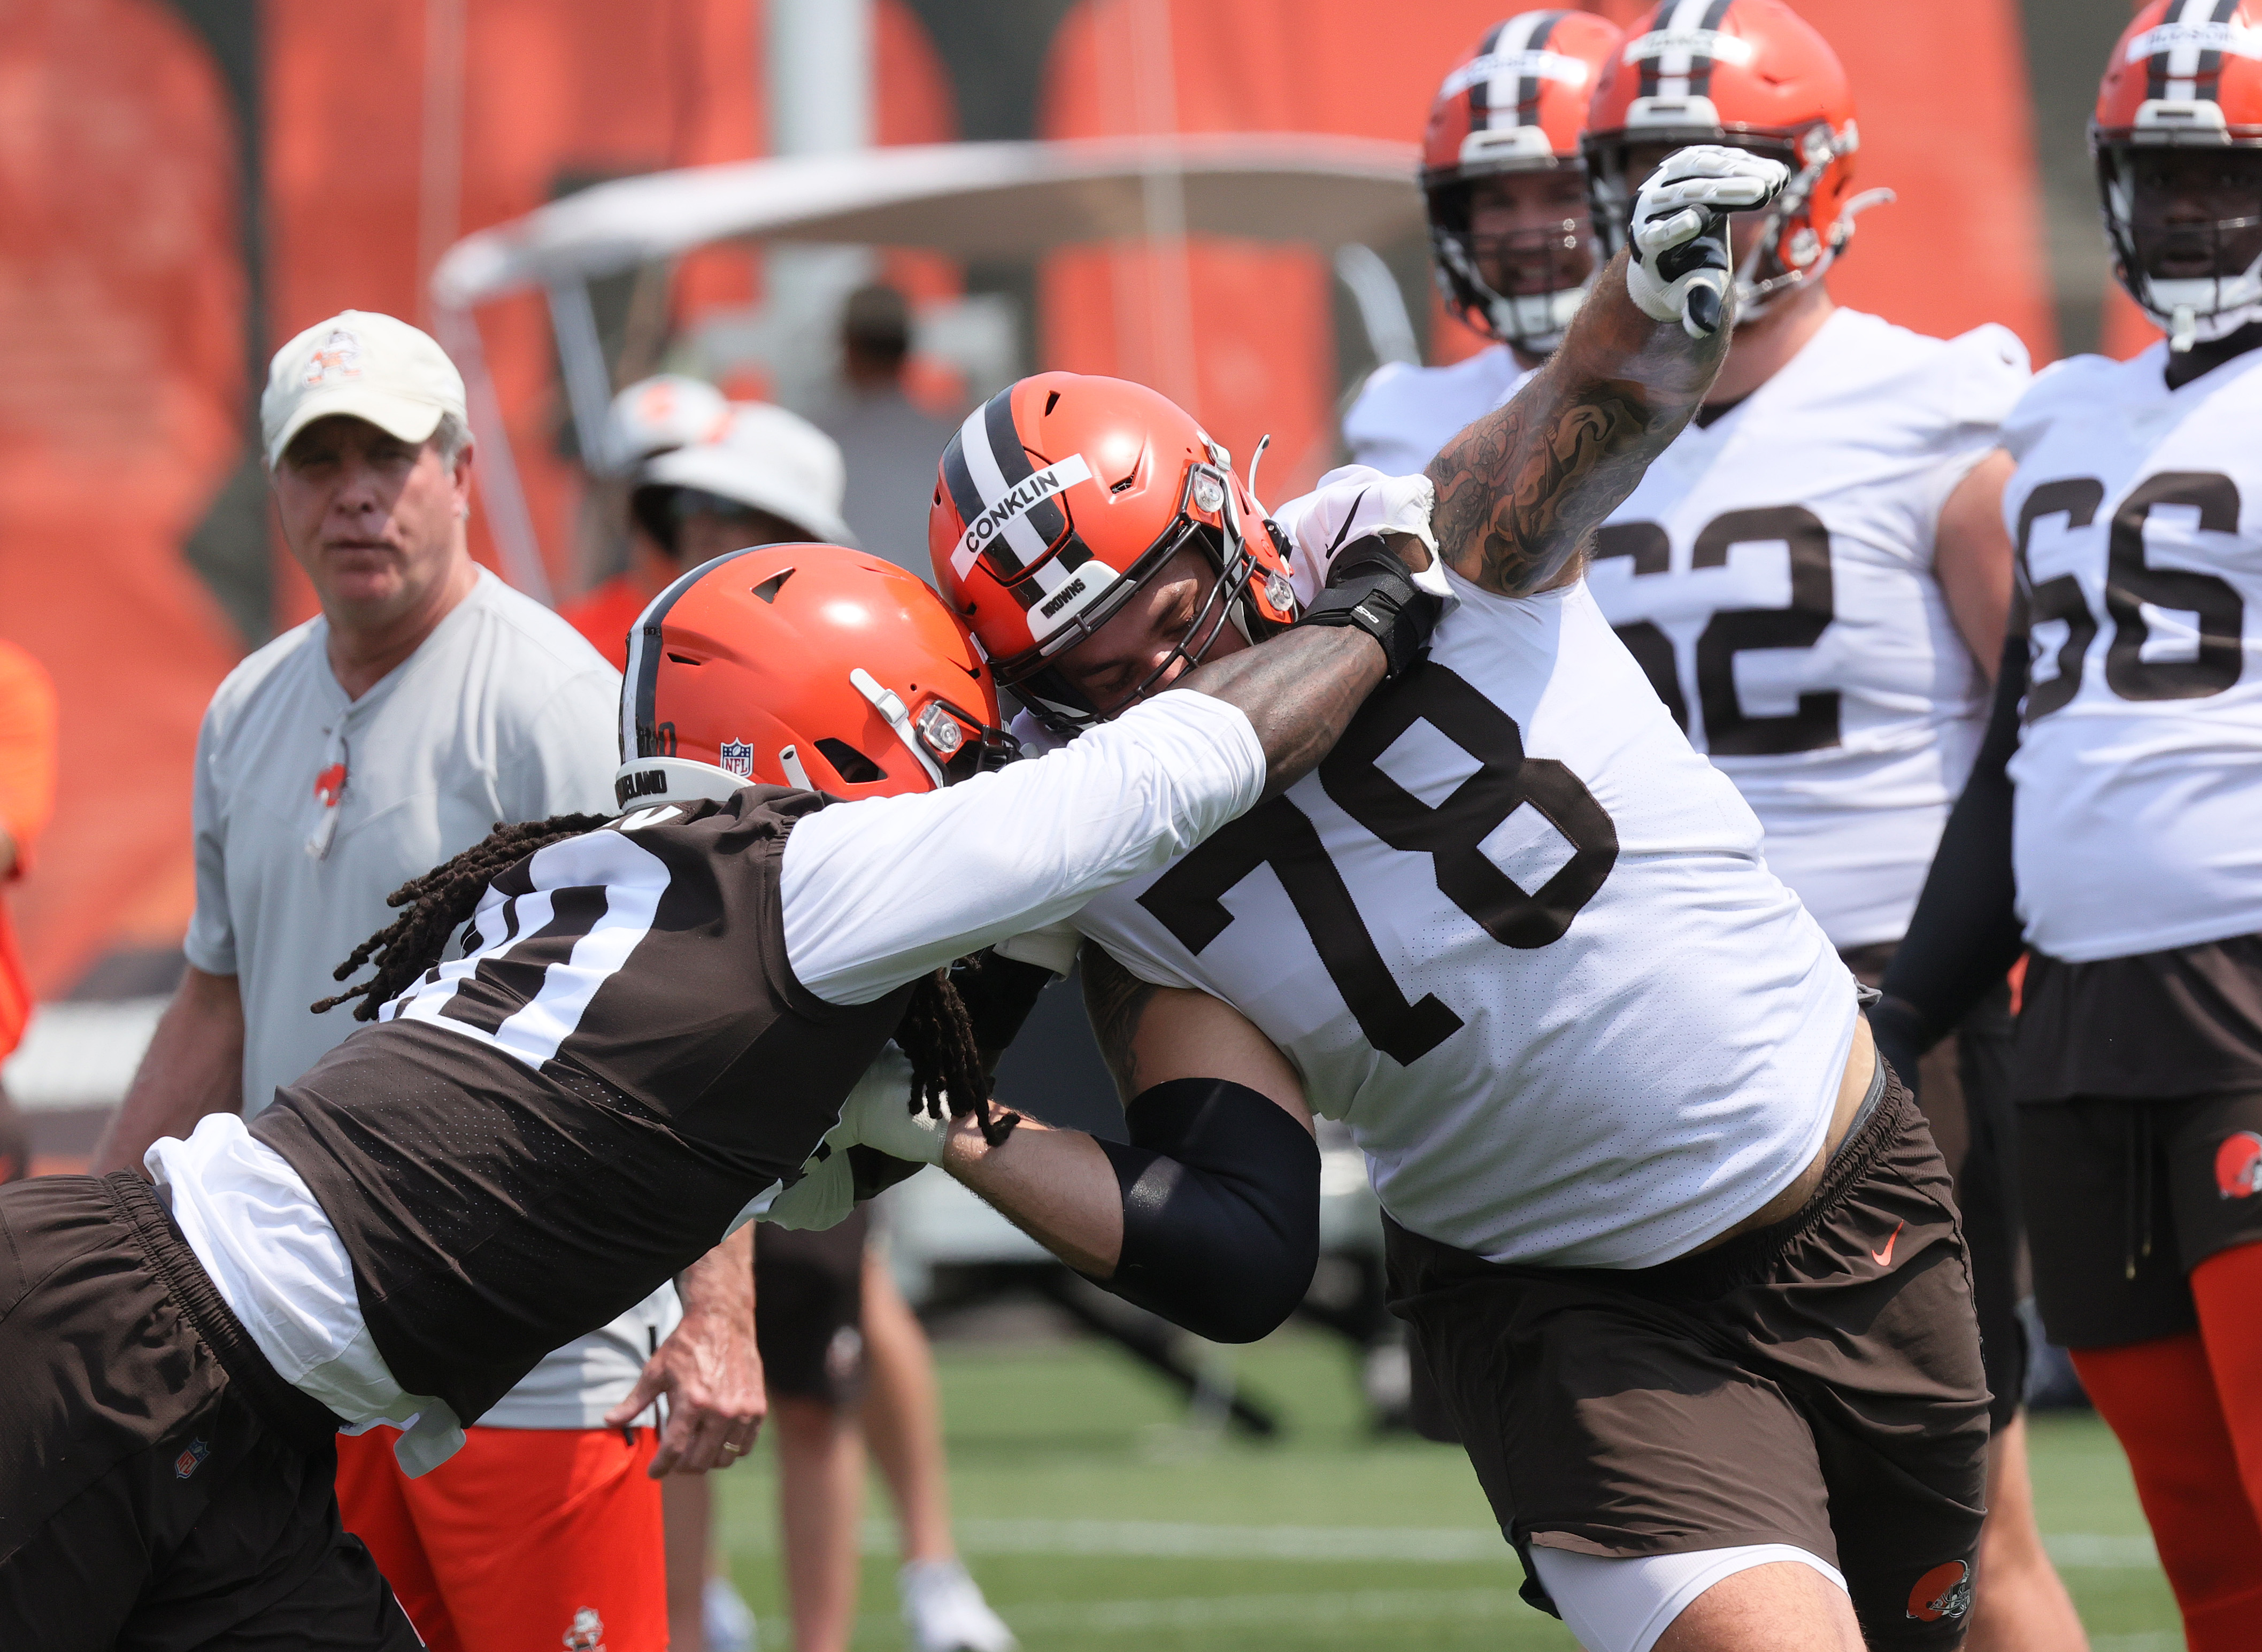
[953,400,1061,572]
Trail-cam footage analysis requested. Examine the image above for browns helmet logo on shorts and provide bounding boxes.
[2216,1130,2262,1199]
[1904,1560,1973,1623]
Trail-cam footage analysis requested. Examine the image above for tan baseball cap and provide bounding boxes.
[262,310,468,469]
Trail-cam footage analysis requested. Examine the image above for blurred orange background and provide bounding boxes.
[0,0,2155,1000]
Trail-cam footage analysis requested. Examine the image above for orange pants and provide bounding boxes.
[333,1425,666,1652]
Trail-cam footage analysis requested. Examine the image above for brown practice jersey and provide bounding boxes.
[251,788,910,1425]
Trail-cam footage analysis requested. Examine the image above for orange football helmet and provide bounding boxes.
[613,544,1014,809]
[2094,0,2262,351]
[1584,0,1879,322]
[1421,11,1623,352]
[929,373,1296,734]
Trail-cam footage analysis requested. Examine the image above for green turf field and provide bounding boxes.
[712,1326,2182,1650]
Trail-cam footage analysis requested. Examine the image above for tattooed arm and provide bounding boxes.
[1425,246,1729,596]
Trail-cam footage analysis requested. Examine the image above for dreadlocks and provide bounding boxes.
[316,813,1022,1146]
[314,814,612,1022]
[898,961,1022,1148]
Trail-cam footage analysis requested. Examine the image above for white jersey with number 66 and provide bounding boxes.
[1068,574,1858,1271]
[2003,343,2262,962]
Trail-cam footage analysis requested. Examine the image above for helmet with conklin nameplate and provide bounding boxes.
[928,373,1296,735]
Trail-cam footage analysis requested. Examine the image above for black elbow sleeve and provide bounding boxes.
[1087,1078,1321,1344]
[1881,627,2030,1052]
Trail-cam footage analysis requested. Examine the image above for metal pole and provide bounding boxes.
[434,305,555,607]
[765,0,874,411]
[1132,0,1198,415]
[545,279,617,473]
[417,0,466,329]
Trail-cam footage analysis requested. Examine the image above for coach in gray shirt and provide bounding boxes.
[97,311,757,1648]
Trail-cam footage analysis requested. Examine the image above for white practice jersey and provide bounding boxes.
[2002,342,2262,961]
[1342,345,1533,475]
[1069,574,1858,1270]
[1586,309,2030,949]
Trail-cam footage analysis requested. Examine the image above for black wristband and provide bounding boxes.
[1290,536,1443,681]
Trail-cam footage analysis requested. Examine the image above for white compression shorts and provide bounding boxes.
[1530,1543,1849,1652]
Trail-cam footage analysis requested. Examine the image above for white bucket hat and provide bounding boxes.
[263,310,467,469]
[637,402,854,546]
[602,374,731,476]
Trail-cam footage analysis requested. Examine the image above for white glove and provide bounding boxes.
[1271,467,1452,609]
[764,1144,853,1230]
[756,1048,944,1231]
[831,1045,951,1167]
[1622,145,1790,339]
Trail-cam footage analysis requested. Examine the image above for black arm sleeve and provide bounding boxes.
[1875,629,2029,1071]
[1086,1078,1321,1344]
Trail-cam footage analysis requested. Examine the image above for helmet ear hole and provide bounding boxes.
[814,738,886,784]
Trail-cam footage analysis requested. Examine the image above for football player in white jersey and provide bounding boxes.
[1878,7,2262,1649]
[905,150,1997,1652]
[1340,11,1620,475]
[1573,7,2085,1646]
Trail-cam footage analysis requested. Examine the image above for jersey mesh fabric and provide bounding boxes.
[2001,343,2262,961]
[1587,310,2030,949]
[1341,346,1533,476]
[1072,575,1855,1270]
[253,791,909,1426]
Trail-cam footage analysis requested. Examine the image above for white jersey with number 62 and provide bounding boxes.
[1069,575,1858,1271]
[2003,343,2262,962]
[1587,309,2030,950]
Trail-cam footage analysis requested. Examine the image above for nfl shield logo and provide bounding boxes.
[174,1438,210,1479]
[719,739,755,778]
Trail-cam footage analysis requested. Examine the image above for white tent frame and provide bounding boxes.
[428,133,1427,599]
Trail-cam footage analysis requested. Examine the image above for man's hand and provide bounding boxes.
[1623,145,1789,338]
[606,1228,765,1476]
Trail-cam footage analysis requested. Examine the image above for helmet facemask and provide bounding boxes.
[1005,460,1280,735]
[2096,140,2262,352]
[1426,158,1601,355]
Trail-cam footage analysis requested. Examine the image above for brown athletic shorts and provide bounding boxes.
[1386,1073,1990,1650]
[0,1172,420,1651]
[2021,1089,2262,1348]
[755,1205,870,1405]
[1843,941,2027,1430]
[2015,935,2262,1105]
